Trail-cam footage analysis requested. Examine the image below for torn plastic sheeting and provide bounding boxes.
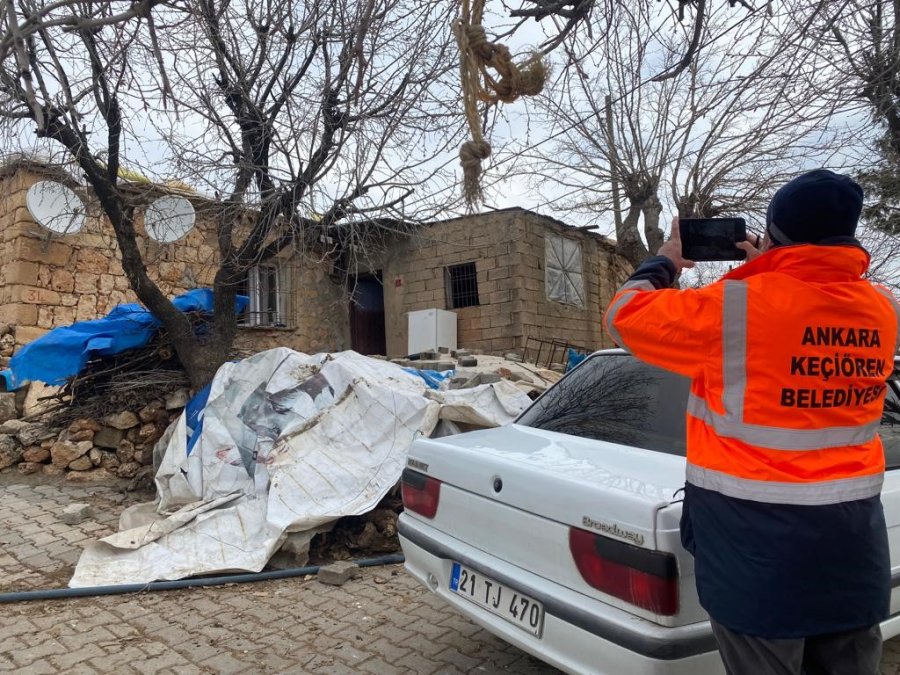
[428,379,533,428]
[70,348,531,587]
[403,367,455,389]
[0,289,249,390]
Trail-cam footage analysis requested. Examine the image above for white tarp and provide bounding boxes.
[70,348,532,587]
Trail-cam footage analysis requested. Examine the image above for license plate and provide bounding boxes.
[449,562,544,637]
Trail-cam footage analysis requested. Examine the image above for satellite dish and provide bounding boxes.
[144,195,195,243]
[25,181,86,235]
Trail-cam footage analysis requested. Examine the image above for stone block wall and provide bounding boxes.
[0,164,349,357]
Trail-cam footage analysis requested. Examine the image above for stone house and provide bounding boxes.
[0,160,627,363]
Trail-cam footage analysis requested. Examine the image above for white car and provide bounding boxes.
[398,349,900,675]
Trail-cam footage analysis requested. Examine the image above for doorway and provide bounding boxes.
[349,273,387,356]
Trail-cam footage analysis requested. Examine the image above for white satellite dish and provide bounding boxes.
[25,181,86,235]
[145,195,195,243]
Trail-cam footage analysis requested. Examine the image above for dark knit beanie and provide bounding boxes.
[766,169,864,245]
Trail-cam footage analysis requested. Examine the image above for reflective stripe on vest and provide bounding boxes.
[686,463,883,505]
[687,280,881,450]
[605,280,655,351]
[874,285,900,356]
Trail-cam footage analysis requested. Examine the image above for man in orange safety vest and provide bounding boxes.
[604,169,900,675]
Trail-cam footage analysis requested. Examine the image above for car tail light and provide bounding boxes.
[401,468,441,519]
[569,527,679,616]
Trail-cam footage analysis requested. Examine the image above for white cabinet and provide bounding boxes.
[407,309,457,355]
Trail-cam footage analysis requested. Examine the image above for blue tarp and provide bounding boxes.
[566,347,589,373]
[184,383,212,456]
[0,289,248,390]
[403,368,455,390]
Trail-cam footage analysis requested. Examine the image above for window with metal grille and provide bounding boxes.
[236,263,293,328]
[445,262,480,309]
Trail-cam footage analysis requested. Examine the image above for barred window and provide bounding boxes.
[445,262,480,309]
[545,234,585,308]
[237,263,292,328]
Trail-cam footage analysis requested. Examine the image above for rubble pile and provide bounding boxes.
[0,322,192,481]
[395,347,563,400]
[0,395,186,483]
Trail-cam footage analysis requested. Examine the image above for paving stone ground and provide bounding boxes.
[2,474,900,674]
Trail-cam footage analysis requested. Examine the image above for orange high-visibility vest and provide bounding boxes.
[604,245,900,505]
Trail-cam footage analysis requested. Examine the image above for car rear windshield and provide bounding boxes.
[517,354,691,455]
[518,355,900,468]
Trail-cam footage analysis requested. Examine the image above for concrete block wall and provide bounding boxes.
[512,212,625,352]
[378,211,523,357]
[377,209,627,358]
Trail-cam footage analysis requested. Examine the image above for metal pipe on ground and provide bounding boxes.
[0,553,406,604]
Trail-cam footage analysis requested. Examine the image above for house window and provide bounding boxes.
[237,263,292,327]
[445,262,480,309]
[545,234,585,307]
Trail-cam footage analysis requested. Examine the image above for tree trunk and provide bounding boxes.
[616,198,651,270]
[642,195,665,254]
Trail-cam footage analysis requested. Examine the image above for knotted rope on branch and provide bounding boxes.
[453,0,548,207]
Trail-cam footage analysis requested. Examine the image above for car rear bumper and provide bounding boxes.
[398,515,722,675]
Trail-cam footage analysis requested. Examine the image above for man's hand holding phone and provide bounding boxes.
[658,217,696,273]
[659,217,763,272]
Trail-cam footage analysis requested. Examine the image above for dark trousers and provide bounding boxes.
[711,620,882,675]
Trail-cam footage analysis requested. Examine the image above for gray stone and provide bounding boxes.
[104,411,140,430]
[61,503,94,525]
[412,360,455,372]
[449,376,472,390]
[463,372,501,388]
[0,419,28,435]
[89,448,102,466]
[505,352,524,363]
[317,561,360,586]
[165,389,190,411]
[458,356,478,367]
[50,440,92,468]
[455,349,472,357]
[0,393,17,423]
[15,422,55,447]
[0,434,22,470]
[93,426,125,449]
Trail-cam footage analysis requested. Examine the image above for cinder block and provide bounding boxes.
[317,561,360,586]
[61,503,94,525]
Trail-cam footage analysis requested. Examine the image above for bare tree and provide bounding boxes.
[526,2,837,269]
[0,0,460,388]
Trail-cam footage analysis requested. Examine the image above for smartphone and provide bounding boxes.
[679,217,747,262]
